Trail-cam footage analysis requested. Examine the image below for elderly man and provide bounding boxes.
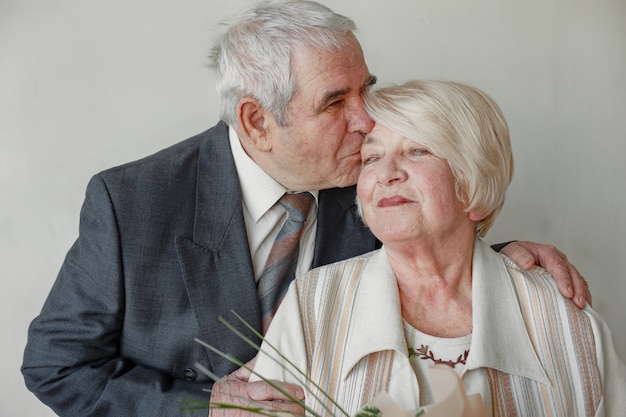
[22,1,589,416]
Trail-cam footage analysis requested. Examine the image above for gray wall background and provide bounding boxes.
[2,0,624,415]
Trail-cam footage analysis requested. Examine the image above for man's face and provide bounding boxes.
[267,35,376,191]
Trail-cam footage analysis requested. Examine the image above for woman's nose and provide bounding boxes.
[378,157,407,184]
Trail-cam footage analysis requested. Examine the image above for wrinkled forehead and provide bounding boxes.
[290,37,371,97]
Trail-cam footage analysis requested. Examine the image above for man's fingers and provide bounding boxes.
[500,240,591,310]
[249,398,305,415]
[539,246,591,308]
[569,264,591,308]
[246,380,305,402]
[547,254,575,300]
[209,365,305,417]
[209,373,259,417]
[499,241,536,270]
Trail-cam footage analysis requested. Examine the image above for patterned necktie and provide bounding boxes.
[258,192,313,334]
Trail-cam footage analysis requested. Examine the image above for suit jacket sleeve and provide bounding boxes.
[22,173,210,416]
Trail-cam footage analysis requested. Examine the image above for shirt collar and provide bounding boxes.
[467,239,549,384]
[340,248,409,380]
[229,126,318,222]
[339,240,549,386]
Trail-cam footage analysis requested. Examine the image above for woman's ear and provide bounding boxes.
[468,211,486,222]
[237,98,273,152]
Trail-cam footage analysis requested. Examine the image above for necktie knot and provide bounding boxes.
[279,192,313,223]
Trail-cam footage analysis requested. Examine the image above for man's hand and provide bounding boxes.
[208,357,305,417]
[500,241,591,309]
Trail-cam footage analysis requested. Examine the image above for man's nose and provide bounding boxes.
[347,98,375,134]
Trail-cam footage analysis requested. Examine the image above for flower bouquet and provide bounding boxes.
[355,365,486,417]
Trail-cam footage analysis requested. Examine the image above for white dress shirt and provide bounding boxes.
[228,126,318,281]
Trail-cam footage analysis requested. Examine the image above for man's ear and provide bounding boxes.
[237,98,273,152]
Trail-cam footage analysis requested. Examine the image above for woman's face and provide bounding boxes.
[357,124,473,245]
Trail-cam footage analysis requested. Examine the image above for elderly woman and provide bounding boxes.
[250,81,626,416]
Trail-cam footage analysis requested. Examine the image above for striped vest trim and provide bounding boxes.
[297,257,395,416]
[486,263,603,416]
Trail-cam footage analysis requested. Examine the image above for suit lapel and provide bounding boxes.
[175,123,379,376]
[176,122,260,377]
[313,186,379,267]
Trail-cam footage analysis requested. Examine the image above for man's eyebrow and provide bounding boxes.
[320,88,349,108]
[364,75,377,88]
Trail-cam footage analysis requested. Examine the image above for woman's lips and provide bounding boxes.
[378,196,411,207]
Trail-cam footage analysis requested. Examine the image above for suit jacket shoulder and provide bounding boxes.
[315,186,379,267]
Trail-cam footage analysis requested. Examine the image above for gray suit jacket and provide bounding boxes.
[22,121,379,416]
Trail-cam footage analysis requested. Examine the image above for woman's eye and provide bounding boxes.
[362,155,379,165]
[409,148,429,157]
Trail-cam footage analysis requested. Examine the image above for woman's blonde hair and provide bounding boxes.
[364,80,514,236]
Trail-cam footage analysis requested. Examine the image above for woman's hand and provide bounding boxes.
[208,357,305,417]
[500,241,591,309]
